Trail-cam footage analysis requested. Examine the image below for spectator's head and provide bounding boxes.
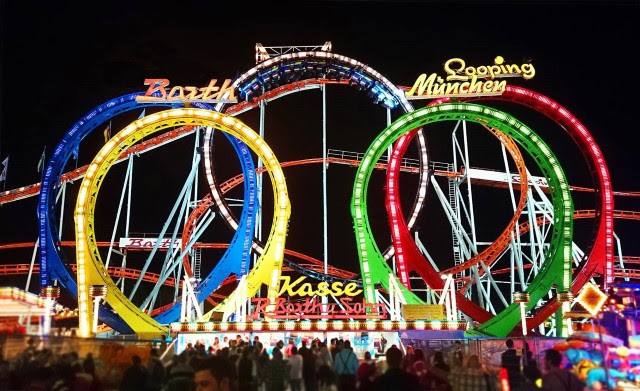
[272,347,283,360]
[544,349,562,371]
[344,340,351,350]
[455,341,462,350]
[385,346,403,369]
[83,357,96,374]
[292,346,298,355]
[414,349,425,362]
[506,339,514,349]
[433,351,444,364]
[195,356,237,391]
[132,355,142,365]
[277,340,284,349]
[467,355,481,369]
[150,348,159,357]
[364,351,372,361]
[301,340,307,348]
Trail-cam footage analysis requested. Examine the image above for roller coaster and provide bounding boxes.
[0,43,638,339]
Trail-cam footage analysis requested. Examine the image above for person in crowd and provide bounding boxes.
[356,351,376,391]
[50,363,77,391]
[372,346,420,391]
[333,340,358,391]
[288,346,304,391]
[285,339,295,357]
[238,346,257,391]
[301,340,318,391]
[318,342,333,369]
[331,339,341,361]
[165,355,179,380]
[408,349,428,388]
[195,355,237,391]
[522,343,541,384]
[541,349,584,391]
[429,351,451,391]
[264,347,289,391]
[145,348,165,391]
[317,363,337,391]
[501,339,522,389]
[452,341,464,368]
[298,339,309,357]
[119,355,147,391]
[81,353,103,391]
[449,354,496,391]
[402,345,415,371]
[257,346,270,384]
[166,353,195,391]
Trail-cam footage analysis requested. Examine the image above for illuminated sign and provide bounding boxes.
[403,304,445,320]
[277,276,363,297]
[406,56,535,99]
[250,297,387,320]
[135,79,237,103]
[118,237,181,249]
[576,282,608,316]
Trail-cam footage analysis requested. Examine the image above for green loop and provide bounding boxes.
[351,102,573,336]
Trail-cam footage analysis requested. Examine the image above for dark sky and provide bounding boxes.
[1,1,639,305]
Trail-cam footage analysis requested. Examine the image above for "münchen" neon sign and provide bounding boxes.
[406,56,535,99]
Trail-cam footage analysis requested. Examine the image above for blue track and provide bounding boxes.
[38,94,256,332]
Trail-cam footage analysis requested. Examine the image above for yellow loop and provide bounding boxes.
[75,109,291,338]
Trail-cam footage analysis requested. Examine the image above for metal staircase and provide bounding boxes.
[193,247,202,282]
[448,164,464,290]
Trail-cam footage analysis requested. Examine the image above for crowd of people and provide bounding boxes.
[0,336,589,391]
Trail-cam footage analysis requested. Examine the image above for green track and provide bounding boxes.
[350,103,573,336]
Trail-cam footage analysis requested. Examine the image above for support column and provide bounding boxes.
[557,291,574,337]
[89,285,107,334]
[40,286,60,336]
[514,292,530,336]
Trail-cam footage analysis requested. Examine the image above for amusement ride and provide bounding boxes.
[0,43,638,347]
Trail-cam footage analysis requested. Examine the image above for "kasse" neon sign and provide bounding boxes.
[277,276,363,297]
[135,79,237,103]
[406,56,535,99]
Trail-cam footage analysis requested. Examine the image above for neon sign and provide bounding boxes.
[118,237,181,249]
[406,56,535,99]
[135,79,237,103]
[250,297,387,320]
[277,276,363,297]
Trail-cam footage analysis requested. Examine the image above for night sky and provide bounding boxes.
[1,1,639,309]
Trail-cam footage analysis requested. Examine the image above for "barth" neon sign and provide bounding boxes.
[135,79,237,103]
